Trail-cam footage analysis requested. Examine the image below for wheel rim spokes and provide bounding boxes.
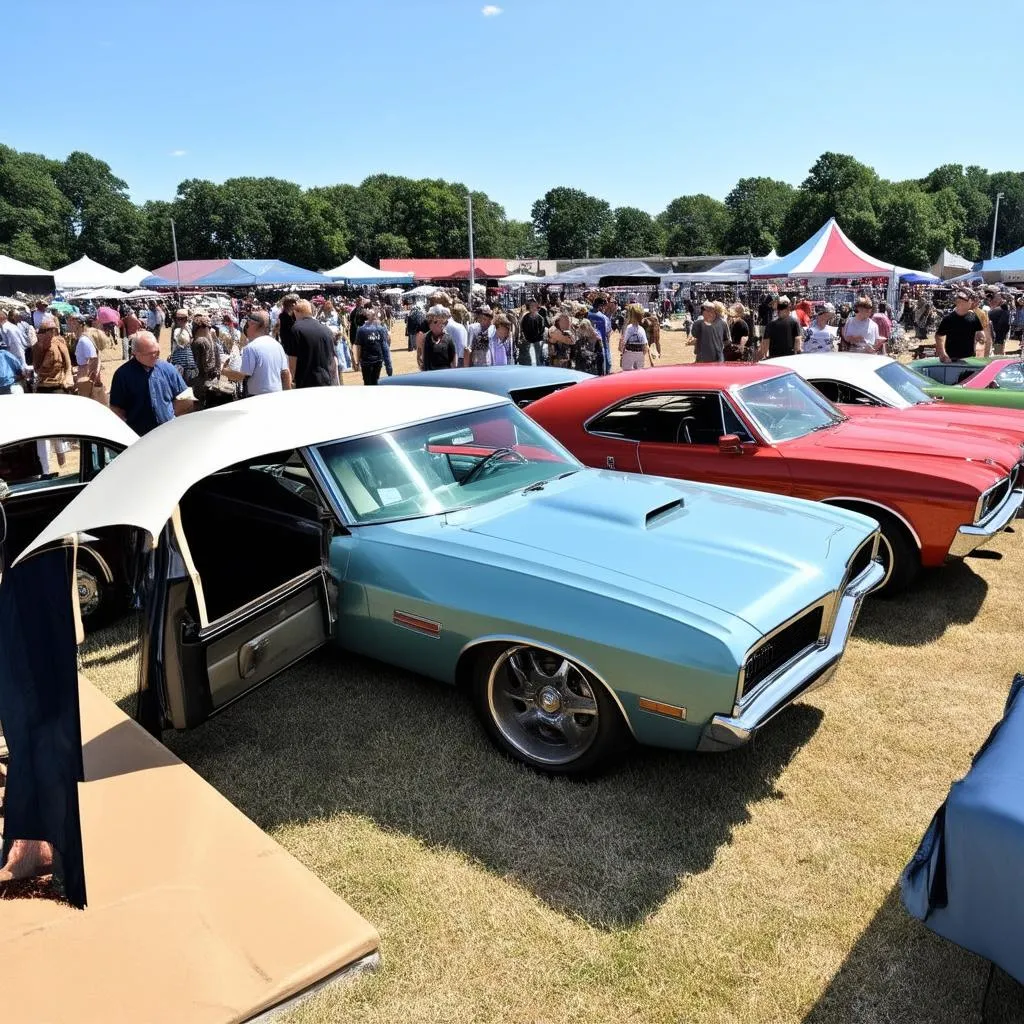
[490,646,600,765]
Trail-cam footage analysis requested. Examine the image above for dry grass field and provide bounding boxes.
[78,319,1024,1023]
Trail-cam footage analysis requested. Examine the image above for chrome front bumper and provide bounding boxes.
[948,486,1024,558]
[697,559,885,752]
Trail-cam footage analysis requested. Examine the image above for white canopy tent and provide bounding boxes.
[53,256,124,291]
[323,256,414,285]
[498,272,542,285]
[76,287,129,300]
[126,288,162,300]
[117,265,153,290]
[931,249,975,280]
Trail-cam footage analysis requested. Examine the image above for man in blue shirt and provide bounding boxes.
[587,297,613,376]
[354,307,394,385]
[109,331,195,434]
[0,347,25,394]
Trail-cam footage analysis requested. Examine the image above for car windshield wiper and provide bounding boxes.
[522,469,578,494]
[809,420,841,432]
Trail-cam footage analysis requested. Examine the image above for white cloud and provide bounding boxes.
[169,149,187,157]
[481,5,502,15]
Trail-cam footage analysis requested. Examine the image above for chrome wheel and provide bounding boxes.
[77,567,101,619]
[876,532,895,590]
[487,646,600,766]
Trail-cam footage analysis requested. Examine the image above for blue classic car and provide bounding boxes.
[18,387,883,774]
[381,365,592,407]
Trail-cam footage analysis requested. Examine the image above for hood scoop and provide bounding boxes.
[645,498,686,528]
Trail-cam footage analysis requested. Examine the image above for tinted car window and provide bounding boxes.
[0,438,82,494]
[994,363,1024,390]
[590,393,725,444]
[811,380,880,406]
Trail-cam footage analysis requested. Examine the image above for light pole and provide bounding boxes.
[990,192,1005,261]
[170,218,183,304]
[467,194,475,304]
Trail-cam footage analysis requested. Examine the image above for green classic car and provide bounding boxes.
[910,357,1024,409]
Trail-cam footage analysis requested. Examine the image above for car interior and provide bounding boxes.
[177,450,328,623]
[590,393,754,445]
[810,380,880,406]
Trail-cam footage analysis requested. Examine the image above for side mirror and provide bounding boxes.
[988,381,1001,390]
[718,434,744,456]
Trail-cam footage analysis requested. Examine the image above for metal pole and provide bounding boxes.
[990,192,1005,261]
[467,194,475,304]
[170,218,183,306]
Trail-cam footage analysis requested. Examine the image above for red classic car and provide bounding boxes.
[527,365,1024,594]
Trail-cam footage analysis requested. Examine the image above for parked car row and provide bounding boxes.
[1,353,1020,775]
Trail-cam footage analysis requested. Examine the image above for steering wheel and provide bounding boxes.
[459,447,527,486]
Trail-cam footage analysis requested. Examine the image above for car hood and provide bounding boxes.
[841,403,1024,447]
[436,470,875,636]
[799,416,1023,475]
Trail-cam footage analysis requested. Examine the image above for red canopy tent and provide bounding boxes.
[379,258,509,281]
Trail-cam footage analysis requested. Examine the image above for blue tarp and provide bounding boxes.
[978,245,1024,274]
[189,259,335,289]
[902,674,1024,984]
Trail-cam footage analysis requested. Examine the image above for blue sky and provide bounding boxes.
[3,0,1014,220]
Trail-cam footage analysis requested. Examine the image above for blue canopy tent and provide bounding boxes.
[975,244,1024,283]
[189,259,335,289]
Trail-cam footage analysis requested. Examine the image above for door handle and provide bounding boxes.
[606,456,615,469]
[238,635,271,679]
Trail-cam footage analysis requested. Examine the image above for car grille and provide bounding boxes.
[981,465,1017,521]
[740,606,824,701]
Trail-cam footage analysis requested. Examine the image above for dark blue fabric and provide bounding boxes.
[901,674,1024,983]
[109,358,187,435]
[0,547,86,908]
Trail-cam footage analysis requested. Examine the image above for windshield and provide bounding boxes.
[738,373,845,442]
[316,405,580,524]
[994,362,1024,391]
[875,361,934,405]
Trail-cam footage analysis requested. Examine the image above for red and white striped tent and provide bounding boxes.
[752,218,896,279]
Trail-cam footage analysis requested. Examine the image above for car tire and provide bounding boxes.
[471,643,629,776]
[871,511,920,596]
[76,559,117,633]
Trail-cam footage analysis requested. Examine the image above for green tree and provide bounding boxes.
[601,207,665,258]
[138,200,175,268]
[0,145,73,266]
[371,232,412,259]
[657,194,730,255]
[985,171,1024,257]
[724,177,794,255]
[531,187,613,259]
[503,219,546,260]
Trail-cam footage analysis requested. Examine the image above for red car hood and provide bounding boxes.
[841,403,1024,447]
[797,415,1023,476]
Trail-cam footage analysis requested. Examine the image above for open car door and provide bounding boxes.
[15,404,345,734]
[151,451,336,729]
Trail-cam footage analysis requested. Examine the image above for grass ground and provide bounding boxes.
[80,498,1024,1019]
[75,315,1024,1021]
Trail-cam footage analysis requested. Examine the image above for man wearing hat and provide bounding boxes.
[691,300,729,363]
[466,306,496,366]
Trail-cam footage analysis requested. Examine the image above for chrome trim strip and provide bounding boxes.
[393,610,442,638]
[820,497,922,549]
[949,485,1024,558]
[456,634,638,739]
[700,558,885,753]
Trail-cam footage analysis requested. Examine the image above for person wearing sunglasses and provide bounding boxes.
[935,291,986,363]
[841,297,883,353]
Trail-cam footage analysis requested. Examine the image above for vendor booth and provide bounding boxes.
[324,256,413,286]
[53,256,124,292]
[0,254,55,296]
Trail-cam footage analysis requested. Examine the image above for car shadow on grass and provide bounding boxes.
[163,648,823,929]
[803,887,1024,1024]
[853,560,988,647]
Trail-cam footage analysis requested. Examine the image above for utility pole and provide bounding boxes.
[170,218,183,305]
[990,192,1005,261]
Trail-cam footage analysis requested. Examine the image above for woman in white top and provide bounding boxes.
[619,303,649,370]
[803,304,839,353]
[842,297,882,353]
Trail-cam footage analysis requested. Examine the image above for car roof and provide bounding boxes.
[766,353,892,375]
[380,365,591,397]
[0,393,139,449]
[16,385,507,563]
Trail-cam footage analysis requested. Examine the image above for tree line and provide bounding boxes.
[1,144,1021,274]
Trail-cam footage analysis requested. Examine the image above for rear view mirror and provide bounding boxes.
[718,434,744,456]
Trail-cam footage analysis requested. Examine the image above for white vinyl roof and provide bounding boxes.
[16,385,507,563]
[0,394,139,449]
[765,353,910,407]
[53,255,125,291]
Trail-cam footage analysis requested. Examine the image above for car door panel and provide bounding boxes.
[159,519,333,730]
